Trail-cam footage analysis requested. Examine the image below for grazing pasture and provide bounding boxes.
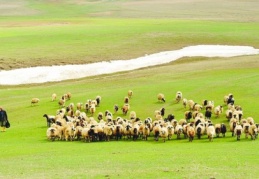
[0,0,259,178]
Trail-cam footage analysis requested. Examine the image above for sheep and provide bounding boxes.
[234,123,243,141]
[103,124,114,141]
[229,118,237,137]
[205,108,212,120]
[225,109,233,121]
[129,111,137,121]
[122,104,130,115]
[46,127,60,141]
[66,92,72,100]
[97,112,103,121]
[58,99,65,108]
[74,126,83,141]
[132,124,140,141]
[227,94,235,105]
[123,123,132,140]
[95,95,101,106]
[195,123,205,139]
[167,124,174,140]
[114,104,119,114]
[128,90,133,98]
[233,110,243,121]
[51,93,57,101]
[215,123,227,138]
[223,95,229,105]
[186,126,195,142]
[124,96,129,104]
[31,98,40,106]
[76,102,83,110]
[160,126,169,142]
[64,124,76,141]
[157,93,165,103]
[187,100,195,110]
[142,124,150,141]
[178,119,187,126]
[248,124,258,140]
[182,98,188,108]
[175,91,182,103]
[90,105,96,116]
[214,105,223,118]
[43,114,56,127]
[193,104,203,111]
[164,114,175,123]
[175,124,183,139]
[81,127,90,142]
[184,111,192,122]
[153,123,161,141]
[247,117,255,125]
[160,108,165,117]
[243,123,250,139]
[206,124,215,142]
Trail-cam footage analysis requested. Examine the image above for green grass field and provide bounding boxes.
[1,0,259,178]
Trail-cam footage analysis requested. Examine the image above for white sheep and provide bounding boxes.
[46,127,60,141]
[234,123,243,141]
[206,124,215,142]
[129,111,137,121]
[128,90,133,98]
[157,93,165,103]
[31,98,40,106]
[229,118,238,137]
[248,124,258,140]
[121,104,130,115]
[175,124,183,139]
[167,124,174,140]
[187,100,195,110]
[103,124,114,141]
[142,124,150,141]
[247,117,255,125]
[64,124,76,141]
[90,105,96,116]
[186,126,195,142]
[160,126,169,142]
[214,105,223,118]
[51,93,57,101]
[195,123,205,139]
[153,123,161,141]
[175,91,182,103]
[182,98,188,108]
[81,127,90,142]
[76,102,83,110]
[242,123,250,139]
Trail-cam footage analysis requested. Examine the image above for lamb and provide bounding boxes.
[160,126,169,142]
[182,98,188,108]
[46,127,60,141]
[128,90,133,98]
[186,126,195,142]
[214,105,223,118]
[187,100,195,110]
[43,114,56,127]
[51,93,57,101]
[234,123,243,141]
[157,93,165,103]
[31,98,40,106]
[206,124,215,142]
[248,124,258,140]
[175,91,182,103]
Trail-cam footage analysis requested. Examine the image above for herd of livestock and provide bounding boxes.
[42,91,258,142]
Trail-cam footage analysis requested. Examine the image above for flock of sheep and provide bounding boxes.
[42,90,258,143]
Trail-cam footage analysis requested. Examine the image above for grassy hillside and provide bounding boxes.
[0,0,259,178]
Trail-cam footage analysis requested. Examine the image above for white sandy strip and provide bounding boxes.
[0,45,258,85]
